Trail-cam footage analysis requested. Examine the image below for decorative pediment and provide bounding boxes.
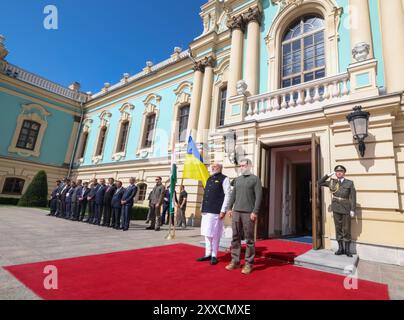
[99,111,112,127]
[143,93,161,115]
[21,103,51,120]
[174,81,192,105]
[119,103,135,121]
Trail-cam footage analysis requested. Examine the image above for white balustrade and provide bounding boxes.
[245,73,350,120]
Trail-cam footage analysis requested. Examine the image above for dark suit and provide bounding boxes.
[78,187,90,221]
[49,185,60,216]
[55,183,65,216]
[94,185,107,225]
[111,187,125,228]
[71,185,82,220]
[121,184,138,231]
[318,175,357,242]
[86,184,99,223]
[65,186,75,219]
[102,185,116,226]
[60,185,71,218]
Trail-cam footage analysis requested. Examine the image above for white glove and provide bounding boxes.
[328,172,335,177]
[350,211,355,218]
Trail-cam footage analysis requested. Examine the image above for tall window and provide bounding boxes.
[79,132,89,159]
[96,127,107,156]
[281,15,325,88]
[178,105,190,143]
[218,87,227,127]
[143,114,156,148]
[2,178,25,195]
[117,121,129,153]
[137,183,148,202]
[16,120,41,151]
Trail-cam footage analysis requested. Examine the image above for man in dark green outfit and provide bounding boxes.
[318,166,357,257]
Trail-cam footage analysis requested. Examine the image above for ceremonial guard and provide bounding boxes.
[318,165,357,257]
[197,163,231,266]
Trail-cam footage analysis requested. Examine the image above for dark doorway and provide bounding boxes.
[294,163,312,236]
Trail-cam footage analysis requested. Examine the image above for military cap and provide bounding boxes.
[334,165,347,173]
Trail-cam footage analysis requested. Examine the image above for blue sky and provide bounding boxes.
[0,0,207,93]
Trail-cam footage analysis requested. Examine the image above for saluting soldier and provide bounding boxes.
[318,165,357,257]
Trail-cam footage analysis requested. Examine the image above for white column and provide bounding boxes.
[188,63,204,139]
[349,0,374,61]
[197,57,215,143]
[379,0,404,93]
[244,7,262,96]
[227,15,245,97]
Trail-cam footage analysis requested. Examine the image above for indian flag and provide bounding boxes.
[169,140,177,216]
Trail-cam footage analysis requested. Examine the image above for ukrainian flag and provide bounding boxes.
[182,136,210,187]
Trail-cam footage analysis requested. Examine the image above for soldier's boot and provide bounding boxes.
[345,242,353,258]
[335,241,344,256]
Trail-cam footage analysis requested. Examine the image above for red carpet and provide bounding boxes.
[3,242,389,300]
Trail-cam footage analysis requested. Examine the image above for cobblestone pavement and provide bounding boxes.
[0,207,403,300]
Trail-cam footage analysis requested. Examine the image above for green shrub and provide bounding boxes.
[130,206,149,220]
[18,171,48,208]
[0,197,19,205]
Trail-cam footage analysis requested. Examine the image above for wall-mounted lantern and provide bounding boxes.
[223,130,238,165]
[347,106,370,157]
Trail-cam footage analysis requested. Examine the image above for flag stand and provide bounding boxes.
[166,178,183,241]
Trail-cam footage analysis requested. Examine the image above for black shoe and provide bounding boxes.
[123,229,129,232]
[155,228,161,231]
[210,257,219,265]
[146,227,154,230]
[335,241,344,256]
[345,242,353,258]
[197,256,212,262]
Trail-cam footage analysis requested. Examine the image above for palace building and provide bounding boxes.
[1,0,404,265]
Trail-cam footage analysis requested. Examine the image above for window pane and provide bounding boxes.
[283,43,291,55]
[304,35,313,47]
[314,31,324,43]
[304,72,314,82]
[315,69,326,79]
[282,79,291,88]
[292,40,301,51]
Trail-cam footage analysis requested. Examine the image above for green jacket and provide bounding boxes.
[229,174,263,214]
[318,175,357,215]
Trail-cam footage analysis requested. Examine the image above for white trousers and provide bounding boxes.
[201,213,224,258]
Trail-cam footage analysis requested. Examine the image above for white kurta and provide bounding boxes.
[200,177,231,237]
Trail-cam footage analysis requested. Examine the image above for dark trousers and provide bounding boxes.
[65,200,72,219]
[56,198,62,216]
[231,211,256,266]
[121,205,131,230]
[71,200,78,219]
[112,207,122,228]
[333,212,352,242]
[102,205,112,226]
[177,207,187,228]
[94,204,103,225]
[87,200,95,222]
[78,201,87,220]
[60,199,67,218]
[161,203,170,224]
[49,198,57,215]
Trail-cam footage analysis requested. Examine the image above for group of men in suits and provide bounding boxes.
[48,177,138,231]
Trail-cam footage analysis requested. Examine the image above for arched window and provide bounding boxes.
[143,114,156,148]
[96,126,107,156]
[117,120,129,153]
[281,15,325,88]
[2,178,25,195]
[178,105,190,143]
[79,132,89,159]
[218,86,227,127]
[16,120,41,151]
[137,183,148,202]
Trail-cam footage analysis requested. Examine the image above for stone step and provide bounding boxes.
[295,249,359,275]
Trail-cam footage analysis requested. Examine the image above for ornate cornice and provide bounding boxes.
[193,60,206,73]
[243,7,262,25]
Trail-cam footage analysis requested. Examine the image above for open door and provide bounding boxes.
[282,159,293,236]
[311,134,323,250]
[257,141,271,240]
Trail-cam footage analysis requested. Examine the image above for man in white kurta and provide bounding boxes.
[197,163,231,265]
